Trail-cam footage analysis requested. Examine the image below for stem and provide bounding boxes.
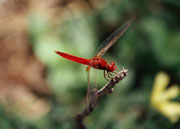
[75,68,128,129]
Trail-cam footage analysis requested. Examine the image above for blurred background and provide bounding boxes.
[0,0,180,129]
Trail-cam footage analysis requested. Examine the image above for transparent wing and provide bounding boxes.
[86,65,91,110]
[86,65,98,111]
[96,21,131,57]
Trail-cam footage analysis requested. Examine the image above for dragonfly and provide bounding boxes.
[55,21,131,110]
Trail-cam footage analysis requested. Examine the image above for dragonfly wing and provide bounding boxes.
[96,21,131,57]
[86,65,91,110]
[86,65,98,110]
[91,67,98,107]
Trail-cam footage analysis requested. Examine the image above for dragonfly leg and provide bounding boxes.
[112,72,116,74]
[113,68,122,74]
[116,68,120,71]
[107,71,113,78]
[109,72,115,77]
[112,69,121,74]
[104,70,110,81]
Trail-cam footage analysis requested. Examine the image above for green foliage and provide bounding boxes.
[2,0,180,128]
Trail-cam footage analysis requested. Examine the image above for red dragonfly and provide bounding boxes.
[55,21,131,109]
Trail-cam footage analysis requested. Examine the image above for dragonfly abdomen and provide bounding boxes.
[55,51,91,65]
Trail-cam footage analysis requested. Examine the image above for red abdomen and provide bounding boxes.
[55,51,91,65]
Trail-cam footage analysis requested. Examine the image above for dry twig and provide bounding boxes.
[75,68,128,129]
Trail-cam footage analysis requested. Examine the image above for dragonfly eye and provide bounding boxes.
[110,62,115,67]
[112,66,116,72]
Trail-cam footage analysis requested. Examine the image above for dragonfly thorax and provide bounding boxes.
[91,57,116,72]
[90,57,108,70]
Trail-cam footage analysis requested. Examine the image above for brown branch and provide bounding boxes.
[75,68,128,129]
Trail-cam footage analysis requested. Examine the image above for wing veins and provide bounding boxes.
[96,21,131,57]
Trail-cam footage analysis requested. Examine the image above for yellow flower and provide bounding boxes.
[151,72,180,123]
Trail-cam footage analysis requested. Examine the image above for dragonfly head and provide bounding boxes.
[108,62,116,72]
